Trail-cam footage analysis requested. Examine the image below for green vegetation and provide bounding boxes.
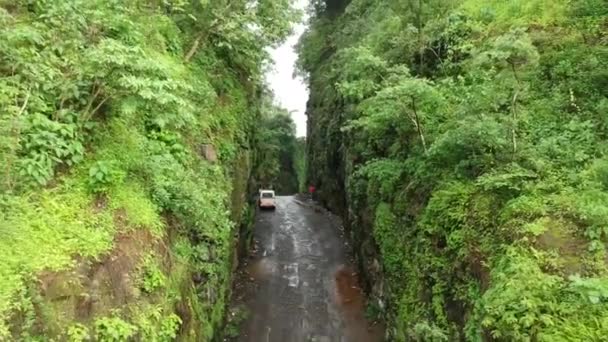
[224,305,250,339]
[3,0,605,339]
[294,137,307,193]
[0,0,299,340]
[252,99,302,194]
[299,0,608,340]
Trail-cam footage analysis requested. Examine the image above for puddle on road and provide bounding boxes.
[333,266,385,341]
[247,258,276,280]
[334,266,364,309]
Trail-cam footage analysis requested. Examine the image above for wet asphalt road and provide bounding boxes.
[234,196,383,342]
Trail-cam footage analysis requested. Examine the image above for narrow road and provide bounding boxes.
[233,196,383,342]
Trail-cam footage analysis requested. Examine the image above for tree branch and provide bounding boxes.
[81,83,104,123]
[184,10,230,63]
[184,31,207,63]
[411,97,428,155]
[84,83,103,114]
[91,96,110,117]
[428,47,448,77]
[511,88,520,154]
[510,62,521,154]
[510,62,521,85]
[3,91,30,191]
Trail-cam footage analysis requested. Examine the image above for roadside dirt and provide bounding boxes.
[228,196,384,342]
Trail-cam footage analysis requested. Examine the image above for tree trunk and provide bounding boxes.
[411,98,428,154]
[3,92,30,190]
[184,32,206,63]
[510,63,521,154]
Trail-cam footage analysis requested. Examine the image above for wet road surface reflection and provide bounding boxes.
[231,196,384,342]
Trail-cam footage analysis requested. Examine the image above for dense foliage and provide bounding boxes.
[252,99,301,195]
[299,0,608,340]
[0,0,298,340]
[294,137,307,193]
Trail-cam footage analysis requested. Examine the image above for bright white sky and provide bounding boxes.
[265,0,309,137]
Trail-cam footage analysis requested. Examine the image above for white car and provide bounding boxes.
[258,190,276,210]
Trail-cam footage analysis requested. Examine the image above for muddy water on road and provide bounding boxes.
[231,196,383,342]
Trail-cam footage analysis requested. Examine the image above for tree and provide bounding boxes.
[252,98,299,194]
[350,75,442,155]
[475,29,539,153]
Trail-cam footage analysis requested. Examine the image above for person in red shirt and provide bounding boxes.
[308,184,316,201]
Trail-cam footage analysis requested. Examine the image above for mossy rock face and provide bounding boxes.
[533,218,590,276]
[25,230,155,333]
[14,223,232,341]
[201,144,219,163]
[39,270,84,303]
